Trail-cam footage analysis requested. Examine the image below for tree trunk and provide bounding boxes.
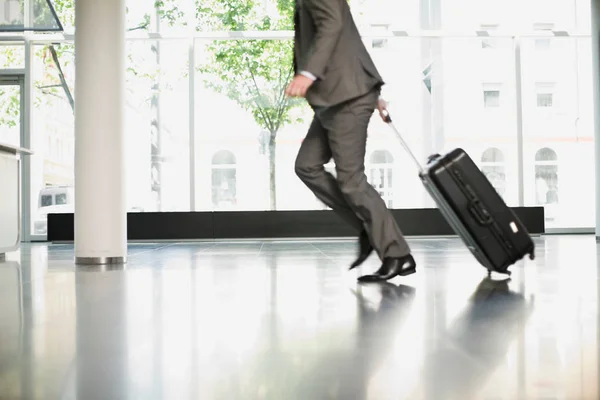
[49,45,75,112]
[269,131,277,210]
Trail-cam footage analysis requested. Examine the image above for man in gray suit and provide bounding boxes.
[285,0,416,282]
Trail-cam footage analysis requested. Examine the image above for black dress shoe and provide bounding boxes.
[357,254,417,282]
[349,230,374,270]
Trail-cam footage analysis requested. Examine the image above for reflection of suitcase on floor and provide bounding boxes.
[382,110,535,275]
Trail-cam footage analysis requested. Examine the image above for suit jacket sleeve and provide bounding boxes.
[303,0,343,80]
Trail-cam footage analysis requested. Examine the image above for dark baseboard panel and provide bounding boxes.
[48,207,545,242]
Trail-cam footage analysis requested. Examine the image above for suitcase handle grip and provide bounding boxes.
[382,109,392,124]
[382,110,424,172]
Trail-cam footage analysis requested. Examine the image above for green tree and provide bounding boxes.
[198,0,300,210]
[158,0,301,210]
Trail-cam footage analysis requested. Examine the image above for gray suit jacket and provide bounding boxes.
[293,0,384,107]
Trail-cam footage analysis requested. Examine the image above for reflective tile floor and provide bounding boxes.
[0,235,599,400]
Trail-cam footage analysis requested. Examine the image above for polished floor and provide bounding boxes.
[0,235,598,399]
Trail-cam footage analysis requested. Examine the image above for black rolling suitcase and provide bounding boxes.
[382,110,535,275]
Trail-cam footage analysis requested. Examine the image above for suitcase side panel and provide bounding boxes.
[445,150,535,260]
[421,164,511,271]
[420,173,497,271]
[422,149,534,272]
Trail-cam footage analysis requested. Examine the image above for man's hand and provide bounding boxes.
[377,98,389,122]
[285,74,314,98]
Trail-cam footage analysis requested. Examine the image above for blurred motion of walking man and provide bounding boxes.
[286,0,416,282]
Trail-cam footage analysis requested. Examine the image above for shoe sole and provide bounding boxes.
[357,266,417,282]
[398,266,416,276]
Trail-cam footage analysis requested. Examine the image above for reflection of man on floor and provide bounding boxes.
[410,277,533,399]
[291,283,417,399]
[286,0,416,282]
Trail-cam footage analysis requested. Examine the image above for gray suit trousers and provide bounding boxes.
[295,88,410,259]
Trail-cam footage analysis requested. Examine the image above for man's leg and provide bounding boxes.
[318,89,410,260]
[295,116,363,231]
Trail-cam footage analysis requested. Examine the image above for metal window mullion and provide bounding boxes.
[187,0,197,212]
[24,0,31,30]
[189,38,196,211]
[20,40,33,242]
[514,36,525,207]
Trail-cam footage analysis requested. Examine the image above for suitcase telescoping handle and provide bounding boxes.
[381,109,424,173]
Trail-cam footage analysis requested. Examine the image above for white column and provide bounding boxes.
[592,0,600,240]
[74,0,127,264]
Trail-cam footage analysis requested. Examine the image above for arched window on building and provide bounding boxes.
[534,147,559,206]
[480,147,506,198]
[368,150,395,208]
[211,150,237,210]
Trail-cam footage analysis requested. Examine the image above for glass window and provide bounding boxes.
[535,82,555,108]
[195,37,313,212]
[50,0,74,31]
[535,38,552,51]
[211,150,237,210]
[127,0,292,33]
[349,0,420,31]
[16,0,595,236]
[40,195,52,207]
[55,193,68,205]
[521,37,594,228]
[125,40,190,213]
[0,82,21,148]
[481,147,505,163]
[537,93,554,108]
[480,24,499,49]
[483,89,501,108]
[119,0,593,35]
[212,150,236,165]
[370,24,390,49]
[0,45,25,69]
[30,38,192,238]
[370,150,395,164]
[533,23,554,52]
[194,36,521,211]
[30,44,75,237]
[368,150,394,208]
[0,0,62,32]
[127,0,192,34]
[432,38,518,206]
[534,147,559,222]
[480,148,507,198]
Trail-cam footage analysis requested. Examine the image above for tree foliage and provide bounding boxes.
[0,85,21,129]
[195,0,299,134]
